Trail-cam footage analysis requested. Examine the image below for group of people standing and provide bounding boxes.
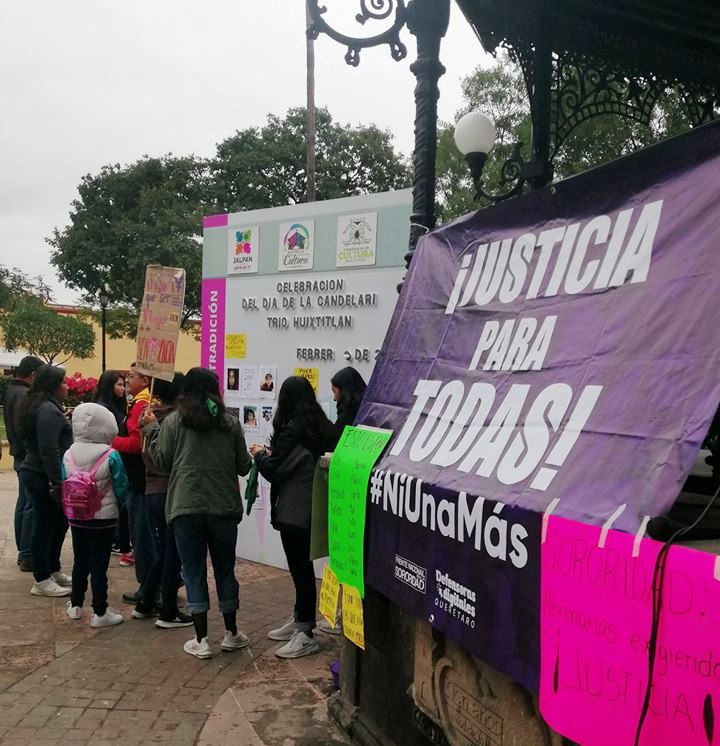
[3,356,368,660]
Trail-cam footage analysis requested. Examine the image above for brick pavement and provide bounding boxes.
[0,471,349,745]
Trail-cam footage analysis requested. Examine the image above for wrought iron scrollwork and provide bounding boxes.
[306,1,409,66]
[551,53,665,157]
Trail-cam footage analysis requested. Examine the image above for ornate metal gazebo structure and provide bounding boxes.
[307,2,720,744]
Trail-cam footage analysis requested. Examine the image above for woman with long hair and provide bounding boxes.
[18,365,73,597]
[330,367,367,439]
[251,376,336,659]
[142,367,252,659]
[94,370,127,430]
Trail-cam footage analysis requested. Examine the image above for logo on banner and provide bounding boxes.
[227,226,259,275]
[394,554,427,593]
[434,569,476,629]
[336,212,377,267]
[278,220,314,272]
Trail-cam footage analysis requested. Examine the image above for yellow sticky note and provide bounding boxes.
[294,367,319,394]
[342,585,365,650]
[319,565,340,628]
[225,334,247,359]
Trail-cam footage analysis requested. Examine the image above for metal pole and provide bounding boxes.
[402,0,450,276]
[101,304,107,373]
[305,0,317,203]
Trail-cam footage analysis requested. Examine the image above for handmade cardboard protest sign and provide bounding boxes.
[342,584,365,650]
[540,515,720,746]
[319,564,340,628]
[136,266,186,382]
[328,426,392,597]
[358,122,720,690]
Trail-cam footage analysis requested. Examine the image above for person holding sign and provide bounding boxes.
[330,367,367,439]
[142,368,252,659]
[251,376,336,659]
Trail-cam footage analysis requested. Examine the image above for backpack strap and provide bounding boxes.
[66,450,78,475]
[89,448,113,477]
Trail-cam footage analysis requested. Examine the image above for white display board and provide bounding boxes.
[201,190,411,571]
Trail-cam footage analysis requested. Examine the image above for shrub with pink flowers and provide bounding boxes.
[65,371,98,409]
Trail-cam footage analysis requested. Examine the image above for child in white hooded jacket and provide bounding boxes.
[62,403,128,628]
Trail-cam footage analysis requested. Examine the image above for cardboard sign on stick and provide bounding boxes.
[135,265,186,382]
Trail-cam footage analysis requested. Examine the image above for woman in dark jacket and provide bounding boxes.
[94,370,127,430]
[18,365,73,597]
[330,367,367,439]
[251,376,336,659]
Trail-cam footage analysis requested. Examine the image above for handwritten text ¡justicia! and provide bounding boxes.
[390,201,663,492]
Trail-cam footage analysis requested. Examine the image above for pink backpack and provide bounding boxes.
[62,449,111,521]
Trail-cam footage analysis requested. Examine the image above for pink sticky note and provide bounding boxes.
[540,515,720,746]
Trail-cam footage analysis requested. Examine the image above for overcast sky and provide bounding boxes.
[0,1,489,303]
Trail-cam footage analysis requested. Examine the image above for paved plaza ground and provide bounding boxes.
[0,470,351,745]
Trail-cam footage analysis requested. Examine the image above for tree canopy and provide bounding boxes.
[49,108,410,337]
[436,54,691,222]
[1,298,95,365]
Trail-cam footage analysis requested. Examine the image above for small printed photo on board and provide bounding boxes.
[227,407,240,421]
[258,365,277,399]
[261,405,274,423]
[226,368,239,391]
[243,405,258,429]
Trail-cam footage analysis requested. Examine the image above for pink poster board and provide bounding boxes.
[540,515,720,746]
[200,277,226,384]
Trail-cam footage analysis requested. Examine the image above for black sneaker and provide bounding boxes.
[110,544,122,555]
[131,601,156,619]
[18,560,33,573]
[122,590,141,605]
[155,611,194,629]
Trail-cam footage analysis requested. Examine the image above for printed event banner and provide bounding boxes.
[136,265,186,382]
[200,277,226,383]
[359,121,720,693]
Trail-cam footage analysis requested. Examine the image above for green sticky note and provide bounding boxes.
[328,425,393,597]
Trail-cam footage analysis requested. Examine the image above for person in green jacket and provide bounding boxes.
[141,367,252,660]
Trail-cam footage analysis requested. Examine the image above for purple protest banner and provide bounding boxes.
[358,121,720,692]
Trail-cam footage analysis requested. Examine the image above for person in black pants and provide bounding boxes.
[252,375,337,659]
[132,373,192,628]
[17,365,73,597]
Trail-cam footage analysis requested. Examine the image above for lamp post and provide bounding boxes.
[454,109,553,202]
[99,289,109,373]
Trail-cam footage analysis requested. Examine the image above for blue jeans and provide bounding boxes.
[126,490,158,587]
[172,514,239,614]
[13,458,33,563]
[21,470,68,583]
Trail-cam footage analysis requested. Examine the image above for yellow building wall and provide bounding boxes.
[60,315,201,379]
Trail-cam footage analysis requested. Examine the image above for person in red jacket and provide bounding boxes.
[112,364,157,604]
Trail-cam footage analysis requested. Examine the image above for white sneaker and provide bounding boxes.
[275,630,320,659]
[268,616,312,641]
[184,637,213,659]
[221,631,250,652]
[91,610,123,628]
[66,601,82,620]
[318,618,342,636]
[31,578,71,597]
[52,571,72,588]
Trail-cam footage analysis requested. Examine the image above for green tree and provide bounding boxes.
[210,107,410,212]
[436,54,692,222]
[1,299,95,365]
[49,155,208,338]
[0,266,52,311]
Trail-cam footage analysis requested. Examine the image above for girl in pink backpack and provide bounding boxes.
[62,402,129,627]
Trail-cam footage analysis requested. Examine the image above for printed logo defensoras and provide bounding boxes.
[394,554,427,593]
[227,226,259,275]
[278,220,314,272]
